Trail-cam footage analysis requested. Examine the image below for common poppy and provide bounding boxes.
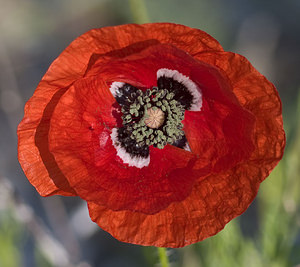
[18,23,285,248]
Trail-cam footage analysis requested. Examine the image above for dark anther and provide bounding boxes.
[115,84,139,106]
[157,77,193,110]
[117,127,149,158]
[171,135,188,149]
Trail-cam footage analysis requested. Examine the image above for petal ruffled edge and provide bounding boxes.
[194,51,286,177]
[17,82,76,196]
[45,23,224,89]
[88,158,261,248]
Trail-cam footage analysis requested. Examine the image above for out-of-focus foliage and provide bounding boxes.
[0,0,299,266]
[0,213,21,267]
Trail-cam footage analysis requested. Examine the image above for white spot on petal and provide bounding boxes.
[157,68,202,111]
[110,128,150,168]
[183,142,192,152]
[109,82,124,97]
[99,131,109,147]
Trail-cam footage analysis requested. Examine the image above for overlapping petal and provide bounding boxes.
[48,75,211,214]
[195,51,285,176]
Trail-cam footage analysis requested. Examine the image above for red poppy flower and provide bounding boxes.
[18,23,285,248]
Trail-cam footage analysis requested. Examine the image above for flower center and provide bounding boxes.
[144,107,165,128]
[119,87,185,150]
[110,70,199,167]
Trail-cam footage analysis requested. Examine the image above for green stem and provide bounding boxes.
[129,0,150,24]
[158,247,170,267]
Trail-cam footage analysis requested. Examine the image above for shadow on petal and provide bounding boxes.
[35,87,76,196]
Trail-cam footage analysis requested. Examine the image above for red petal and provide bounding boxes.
[195,51,286,177]
[48,75,211,214]
[184,100,255,172]
[88,160,259,248]
[86,43,223,88]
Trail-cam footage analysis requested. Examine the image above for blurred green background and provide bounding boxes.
[0,0,299,266]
